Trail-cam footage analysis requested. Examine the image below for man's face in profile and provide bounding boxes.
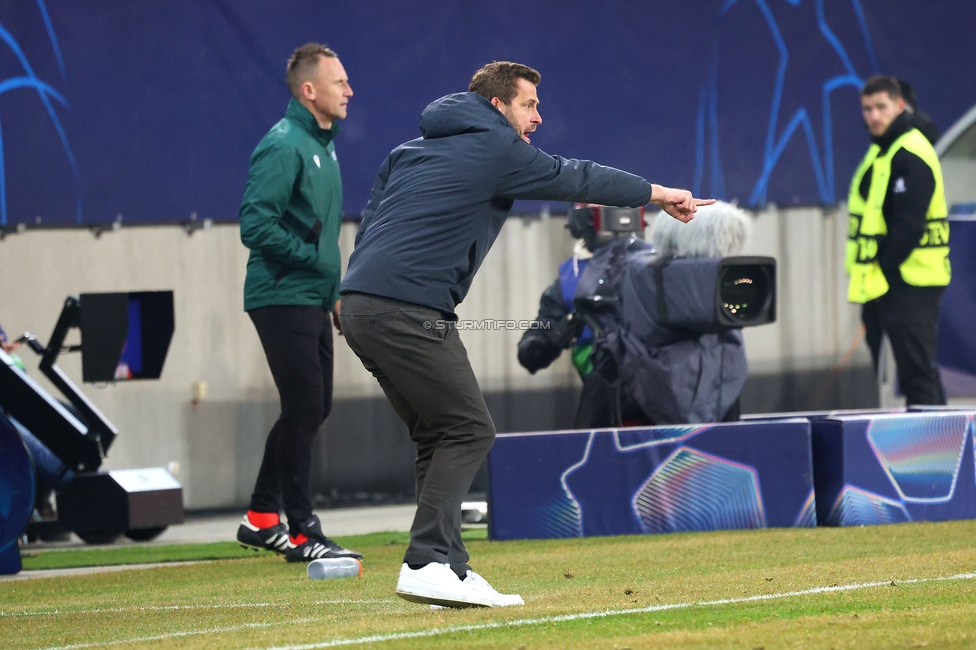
[496,78,542,143]
[304,56,353,127]
[861,91,905,137]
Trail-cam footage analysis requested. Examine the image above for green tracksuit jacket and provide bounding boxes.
[240,99,343,312]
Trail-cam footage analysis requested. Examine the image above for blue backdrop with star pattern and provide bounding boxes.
[1,0,974,227]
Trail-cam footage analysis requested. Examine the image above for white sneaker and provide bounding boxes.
[462,570,524,607]
[395,563,493,608]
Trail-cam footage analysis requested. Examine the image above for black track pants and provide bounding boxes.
[862,285,946,406]
[248,305,333,534]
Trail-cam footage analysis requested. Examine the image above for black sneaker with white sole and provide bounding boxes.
[284,514,363,563]
[237,514,291,554]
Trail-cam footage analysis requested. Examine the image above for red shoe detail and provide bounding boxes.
[290,533,309,545]
[247,510,280,529]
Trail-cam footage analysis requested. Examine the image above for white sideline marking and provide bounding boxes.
[1,561,214,583]
[311,600,390,605]
[4,599,388,619]
[26,573,975,650]
[34,618,328,650]
[3,602,274,618]
[267,572,976,649]
[36,622,276,650]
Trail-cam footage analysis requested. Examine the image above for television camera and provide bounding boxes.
[521,203,776,426]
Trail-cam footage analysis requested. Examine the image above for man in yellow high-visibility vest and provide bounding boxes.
[846,75,950,405]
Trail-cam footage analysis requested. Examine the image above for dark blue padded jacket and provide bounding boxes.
[341,92,652,314]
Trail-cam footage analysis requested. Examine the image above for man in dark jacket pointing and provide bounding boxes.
[340,62,712,608]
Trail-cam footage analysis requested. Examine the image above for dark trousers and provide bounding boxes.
[339,293,495,577]
[862,285,946,406]
[248,306,333,534]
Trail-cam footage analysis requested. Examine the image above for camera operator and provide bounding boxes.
[518,204,648,427]
[519,201,753,427]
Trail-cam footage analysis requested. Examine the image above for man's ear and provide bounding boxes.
[490,97,502,109]
[302,80,316,101]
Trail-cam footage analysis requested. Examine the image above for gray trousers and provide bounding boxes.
[339,292,495,576]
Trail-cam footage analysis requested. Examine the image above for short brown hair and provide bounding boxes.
[861,74,902,100]
[286,43,337,99]
[469,61,541,104]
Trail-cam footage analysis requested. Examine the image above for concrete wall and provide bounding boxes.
[0,207,874,509]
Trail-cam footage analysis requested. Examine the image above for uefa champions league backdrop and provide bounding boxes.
[2,0,975,227]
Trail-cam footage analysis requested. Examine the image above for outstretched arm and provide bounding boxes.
[496,138,714,220]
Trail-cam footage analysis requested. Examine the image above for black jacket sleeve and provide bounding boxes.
[517,278,570,374]
[496,136,652,207]
[879,148,935,286]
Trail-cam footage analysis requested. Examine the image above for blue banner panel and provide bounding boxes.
[811,412,976,526]
[938,220,976,395]
[1,1,974,226]
[488,420,815,541]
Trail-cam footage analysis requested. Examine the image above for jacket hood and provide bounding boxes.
[420,92,512,139]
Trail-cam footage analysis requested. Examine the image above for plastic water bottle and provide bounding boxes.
[307,557,363,580]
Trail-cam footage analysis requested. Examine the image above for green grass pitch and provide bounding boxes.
[3,520,976,649]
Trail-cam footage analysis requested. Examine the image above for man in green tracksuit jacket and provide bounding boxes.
[235,43,361,563]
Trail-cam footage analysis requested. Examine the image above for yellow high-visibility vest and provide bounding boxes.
[847,128,950,304]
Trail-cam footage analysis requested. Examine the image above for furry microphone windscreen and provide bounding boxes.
[651,201,752,259]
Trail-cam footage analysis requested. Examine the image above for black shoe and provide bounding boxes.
[284,515,363,563]
[237,513,291,554]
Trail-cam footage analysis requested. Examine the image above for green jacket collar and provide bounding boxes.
[286,98,340,146]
